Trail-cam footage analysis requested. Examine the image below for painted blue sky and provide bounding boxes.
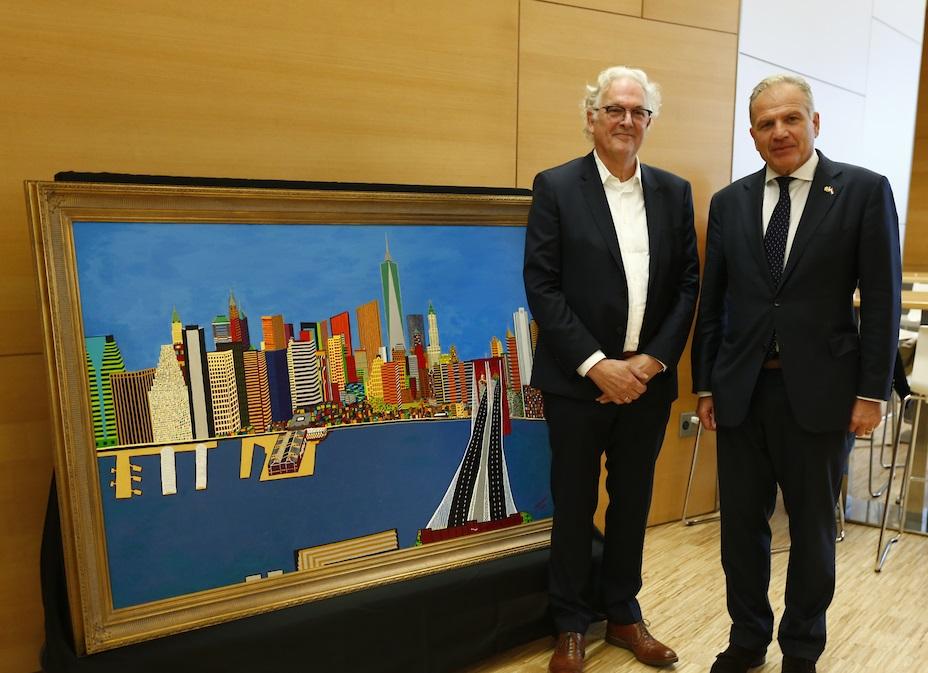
[73,221,531,372]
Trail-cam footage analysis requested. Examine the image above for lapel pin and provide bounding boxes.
[823,185,835,195]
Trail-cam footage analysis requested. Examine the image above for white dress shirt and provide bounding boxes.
[762,151,818,265]
[577,151,657,377]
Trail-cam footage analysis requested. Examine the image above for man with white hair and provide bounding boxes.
[524,66,699,673]
[693,74,901,673]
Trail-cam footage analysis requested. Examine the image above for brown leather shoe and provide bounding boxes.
[549,632,585,673]
[605,621,678,667]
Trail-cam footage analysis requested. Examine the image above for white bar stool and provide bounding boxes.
[875,327,928,572]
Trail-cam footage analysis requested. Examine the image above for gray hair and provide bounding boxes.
[749,74,816,123]
[582,66,662,140]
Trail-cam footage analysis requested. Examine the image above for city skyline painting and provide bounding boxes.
[74,222,530,373]
[29,181,550,653]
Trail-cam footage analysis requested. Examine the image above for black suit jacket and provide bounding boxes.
[692,150,902,432]
[523,152,699,404]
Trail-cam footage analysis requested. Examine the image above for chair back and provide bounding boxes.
[909,325,928,396]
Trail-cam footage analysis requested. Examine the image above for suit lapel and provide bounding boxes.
[641,165,663,297]
[579,153,625,272]
[779,151,842,287]
[741,168,770,284]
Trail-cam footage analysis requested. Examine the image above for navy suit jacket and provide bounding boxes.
[692,150,902,432]
[523,152,699,404]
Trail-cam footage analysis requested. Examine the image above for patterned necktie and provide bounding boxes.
[764,176,793,284]
[763,176,793,360]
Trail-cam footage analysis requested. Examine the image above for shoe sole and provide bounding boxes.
[711,655,766,670]
[604,635,679,667]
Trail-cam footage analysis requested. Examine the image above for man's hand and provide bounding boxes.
[587,358,647,405]
[625,353,663,382]
[696,395,717,431]
[848,398,883,437]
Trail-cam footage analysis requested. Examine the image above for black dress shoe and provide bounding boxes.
[709,644,766,673]
[782,655,816,672]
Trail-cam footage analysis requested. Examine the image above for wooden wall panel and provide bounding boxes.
[518,0,736,525]
[0,1,519,357]
[0,2,518,671]
[904,17,928,270]
[547,0,642,17]
[0,355,53,673]
[643,0,740,33]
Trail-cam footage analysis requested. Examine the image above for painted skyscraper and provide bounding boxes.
[406,314,425,350]
[212,314,231,347]
[182,325,215,439]
[288,338,323,408]
[326,333,347,394]
[242,350,272,432]
[217,342,250,427]
[330,311,358,383]
[228,291,250,347]
[85,335,126,448]
[512,308,533,388]
[264,348,292,422]
[380,236,406,354]
[367,355,384,402]
[148,344,193,443]
[171,307,186,374]
[261,314,287,352]
[110,368,156,445]
[207,350,241,436]
[506,328,521,390]
[426,302,442,368]
[356,300,383,363]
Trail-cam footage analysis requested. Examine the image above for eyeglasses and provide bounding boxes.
[593,105,653,123]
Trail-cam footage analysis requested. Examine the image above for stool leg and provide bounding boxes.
[879,391,897,469]
[836,490,846,543]
[682,422,720,525]
[872,393,903,496]
[876,396,916,572]
[868,431,885,498]
[894,420,917,537]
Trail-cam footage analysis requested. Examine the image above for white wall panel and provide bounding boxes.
[863,19,922,228]
[873,0,926,43]
[739,0,872,95]
[731,55,865,183]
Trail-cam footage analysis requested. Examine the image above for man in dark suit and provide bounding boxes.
[524,66,699,673]
[692,74,902,673]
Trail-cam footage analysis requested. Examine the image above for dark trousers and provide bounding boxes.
[717,369,851,661]
[543,392,670,634]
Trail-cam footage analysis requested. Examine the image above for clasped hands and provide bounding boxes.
[587,354,661,405]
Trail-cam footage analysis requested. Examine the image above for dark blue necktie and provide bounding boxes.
[764,176,793,359]
[764,176,793,285]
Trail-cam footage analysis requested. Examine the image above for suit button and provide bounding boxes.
[774,301,781,307]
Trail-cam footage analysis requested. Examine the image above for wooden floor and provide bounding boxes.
[460,514,928,673]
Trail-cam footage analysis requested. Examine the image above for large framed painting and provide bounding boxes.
[27,180,552,654]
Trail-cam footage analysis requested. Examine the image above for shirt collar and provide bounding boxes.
[593,150,641,190]
[764,150,819,184]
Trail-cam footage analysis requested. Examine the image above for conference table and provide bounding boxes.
[852,289,928,310]
[903,270,928,285]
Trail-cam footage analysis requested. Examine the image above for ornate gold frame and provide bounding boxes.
[26,180,550,655]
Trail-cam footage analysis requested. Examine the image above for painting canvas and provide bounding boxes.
[27,181,552,653]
